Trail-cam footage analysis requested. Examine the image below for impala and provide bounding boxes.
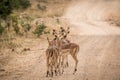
[52,27,80,74]
[46,37,60,77]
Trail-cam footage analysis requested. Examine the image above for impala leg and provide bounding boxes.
[73,55,78,74]
[62,55,66,74]
[46,57,50,77]
[59,54,64,74]
[58,56,62,75]
[55,57,59,76]
[59,55,63,75]
[65,55,69,68]
[50,65,53,77]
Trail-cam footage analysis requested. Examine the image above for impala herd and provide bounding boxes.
[46,27,80,77]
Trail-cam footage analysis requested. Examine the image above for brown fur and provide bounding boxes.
[58,27,80,74]
[46,37,60,77]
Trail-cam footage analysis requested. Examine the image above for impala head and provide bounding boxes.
[52,29,57,40]
[52,29,57,36]
[59,27,70,40]
[52,29,64,48]
[52,29,61,40]
[47,36,58,47]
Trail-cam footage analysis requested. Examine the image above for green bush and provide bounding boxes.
[37,0,47,3]
[13,24,19,34]
[10,14,18,23]
[23,23,31,33]
[22,23,31,37]
[10,0,31,10]
[10,14,20,34]
[0,24,4,35]
[0,0,12,18]
[33,23,46,37]
[20,16,32,37]
[0,0,31,19]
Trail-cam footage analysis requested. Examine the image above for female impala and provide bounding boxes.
[46,37,60,77]
[52,27,80,74]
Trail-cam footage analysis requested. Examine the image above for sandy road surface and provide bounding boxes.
[1,0,120,80]
[0,21,120,80]
[1,35,120,80]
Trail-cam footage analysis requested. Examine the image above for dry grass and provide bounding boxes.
[23,0,72,18]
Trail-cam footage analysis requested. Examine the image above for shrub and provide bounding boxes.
[10,14,20,34]
[13,24,20,34]
[0,24,4,35]
[20,16,32,37]
[10,0,31,10]
[33,23,46,37]
[0,0,31,19]
[23,23,31,33]
[22,23,31,37]
[37,0,47,3]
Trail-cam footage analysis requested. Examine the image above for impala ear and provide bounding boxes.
[53,35,58,40]
[64,35,67,38]
[55,35,57,37]
[52,29,56,35]
[53,34,58,38]
[67,31,70,34]
[53,29,55,32]
[60,27,65,32]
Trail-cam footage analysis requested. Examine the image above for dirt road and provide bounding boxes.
[0,20,120,80]
[0,0,120,80]
[1,36,120,80]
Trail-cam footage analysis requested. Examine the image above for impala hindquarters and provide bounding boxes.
[60,42,80,74]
